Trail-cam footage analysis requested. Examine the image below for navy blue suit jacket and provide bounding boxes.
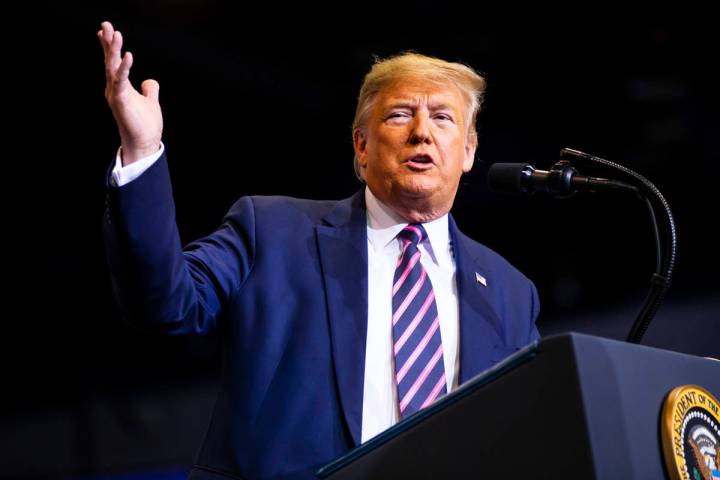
[104,153,540,480]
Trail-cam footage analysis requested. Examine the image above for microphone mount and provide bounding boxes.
[489,148,677,344]
[517,160,579,197]
[489,159,638,198]
[559,148,677,343]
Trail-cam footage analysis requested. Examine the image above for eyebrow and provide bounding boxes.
[385,101,456,112]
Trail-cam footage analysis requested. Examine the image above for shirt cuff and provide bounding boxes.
[110,143,165,187]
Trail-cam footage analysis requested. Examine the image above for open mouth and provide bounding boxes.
[404,154,435,170]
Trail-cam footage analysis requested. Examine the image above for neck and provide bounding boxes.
[368,187,452,223]
[392,204,449,224]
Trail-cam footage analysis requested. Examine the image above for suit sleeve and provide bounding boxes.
[528,279,541,342]
[103,152,255,335]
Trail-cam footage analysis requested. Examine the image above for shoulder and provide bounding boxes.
[453,222,540,340]
[453,226,533,286]
[224,194,352,226]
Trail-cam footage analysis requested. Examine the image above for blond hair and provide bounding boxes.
[352,52,486,180]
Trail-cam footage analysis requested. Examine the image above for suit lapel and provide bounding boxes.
[449,215,507,384]
[315,190,367,447]
[315,200,511,444]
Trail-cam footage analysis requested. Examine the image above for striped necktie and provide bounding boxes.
[392,224,447,418]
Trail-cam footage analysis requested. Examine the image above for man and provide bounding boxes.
[99,21,540,480]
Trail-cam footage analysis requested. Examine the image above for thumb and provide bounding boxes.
[141,79,160,102]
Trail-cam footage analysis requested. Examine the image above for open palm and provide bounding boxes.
[98,21,163,165]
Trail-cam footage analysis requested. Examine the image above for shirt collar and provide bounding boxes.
[365,186,449,265]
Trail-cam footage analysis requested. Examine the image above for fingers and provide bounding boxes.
[108,30,123,75]
[98,21,114,59]
[99,21,135,97]
[141,79,160,102]
[97,29,104,52]
[99,21,123,79]
[114,51,133,92]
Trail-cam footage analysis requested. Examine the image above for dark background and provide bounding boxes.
[6,4,719,478]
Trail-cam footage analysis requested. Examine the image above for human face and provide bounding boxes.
[353,76,476,223]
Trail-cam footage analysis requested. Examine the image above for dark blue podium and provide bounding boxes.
[317,332,720,479]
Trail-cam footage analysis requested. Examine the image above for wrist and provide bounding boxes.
[120,142,161,166]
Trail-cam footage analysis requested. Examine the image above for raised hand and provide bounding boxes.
[98,21,163,165]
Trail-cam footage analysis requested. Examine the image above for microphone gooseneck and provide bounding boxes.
[558,148,677,343]
[487,148,676,344]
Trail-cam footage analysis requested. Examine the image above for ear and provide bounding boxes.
[353,128,368,168]
[462,133,477,173]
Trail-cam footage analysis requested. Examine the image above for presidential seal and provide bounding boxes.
[662,385,720,480]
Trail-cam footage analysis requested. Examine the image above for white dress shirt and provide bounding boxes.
[362,187,460,443]
[110,144,165,187]
[111,149,460,444]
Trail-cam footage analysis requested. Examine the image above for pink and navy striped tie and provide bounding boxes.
[392,224,447,418]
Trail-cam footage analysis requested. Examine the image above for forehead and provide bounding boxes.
[376,76,465,110]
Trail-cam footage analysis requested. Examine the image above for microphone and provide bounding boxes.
[487,160,638,196]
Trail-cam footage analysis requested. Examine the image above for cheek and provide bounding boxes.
[378,126,409,146]
[444,137,470,171]
[372,137,402,165]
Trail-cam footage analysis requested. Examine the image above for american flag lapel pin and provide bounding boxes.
[475,272,487,287]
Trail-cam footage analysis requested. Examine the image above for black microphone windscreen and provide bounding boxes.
[487,163,530,194]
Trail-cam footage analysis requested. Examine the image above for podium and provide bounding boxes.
[317,333,720,479]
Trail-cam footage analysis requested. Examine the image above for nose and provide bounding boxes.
[408,113,432,145]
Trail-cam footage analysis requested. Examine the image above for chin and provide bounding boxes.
[393,173,441,191]
[396,177,440,199]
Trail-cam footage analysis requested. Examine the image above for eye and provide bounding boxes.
[385,111,412,123]
[434,113,454,122]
